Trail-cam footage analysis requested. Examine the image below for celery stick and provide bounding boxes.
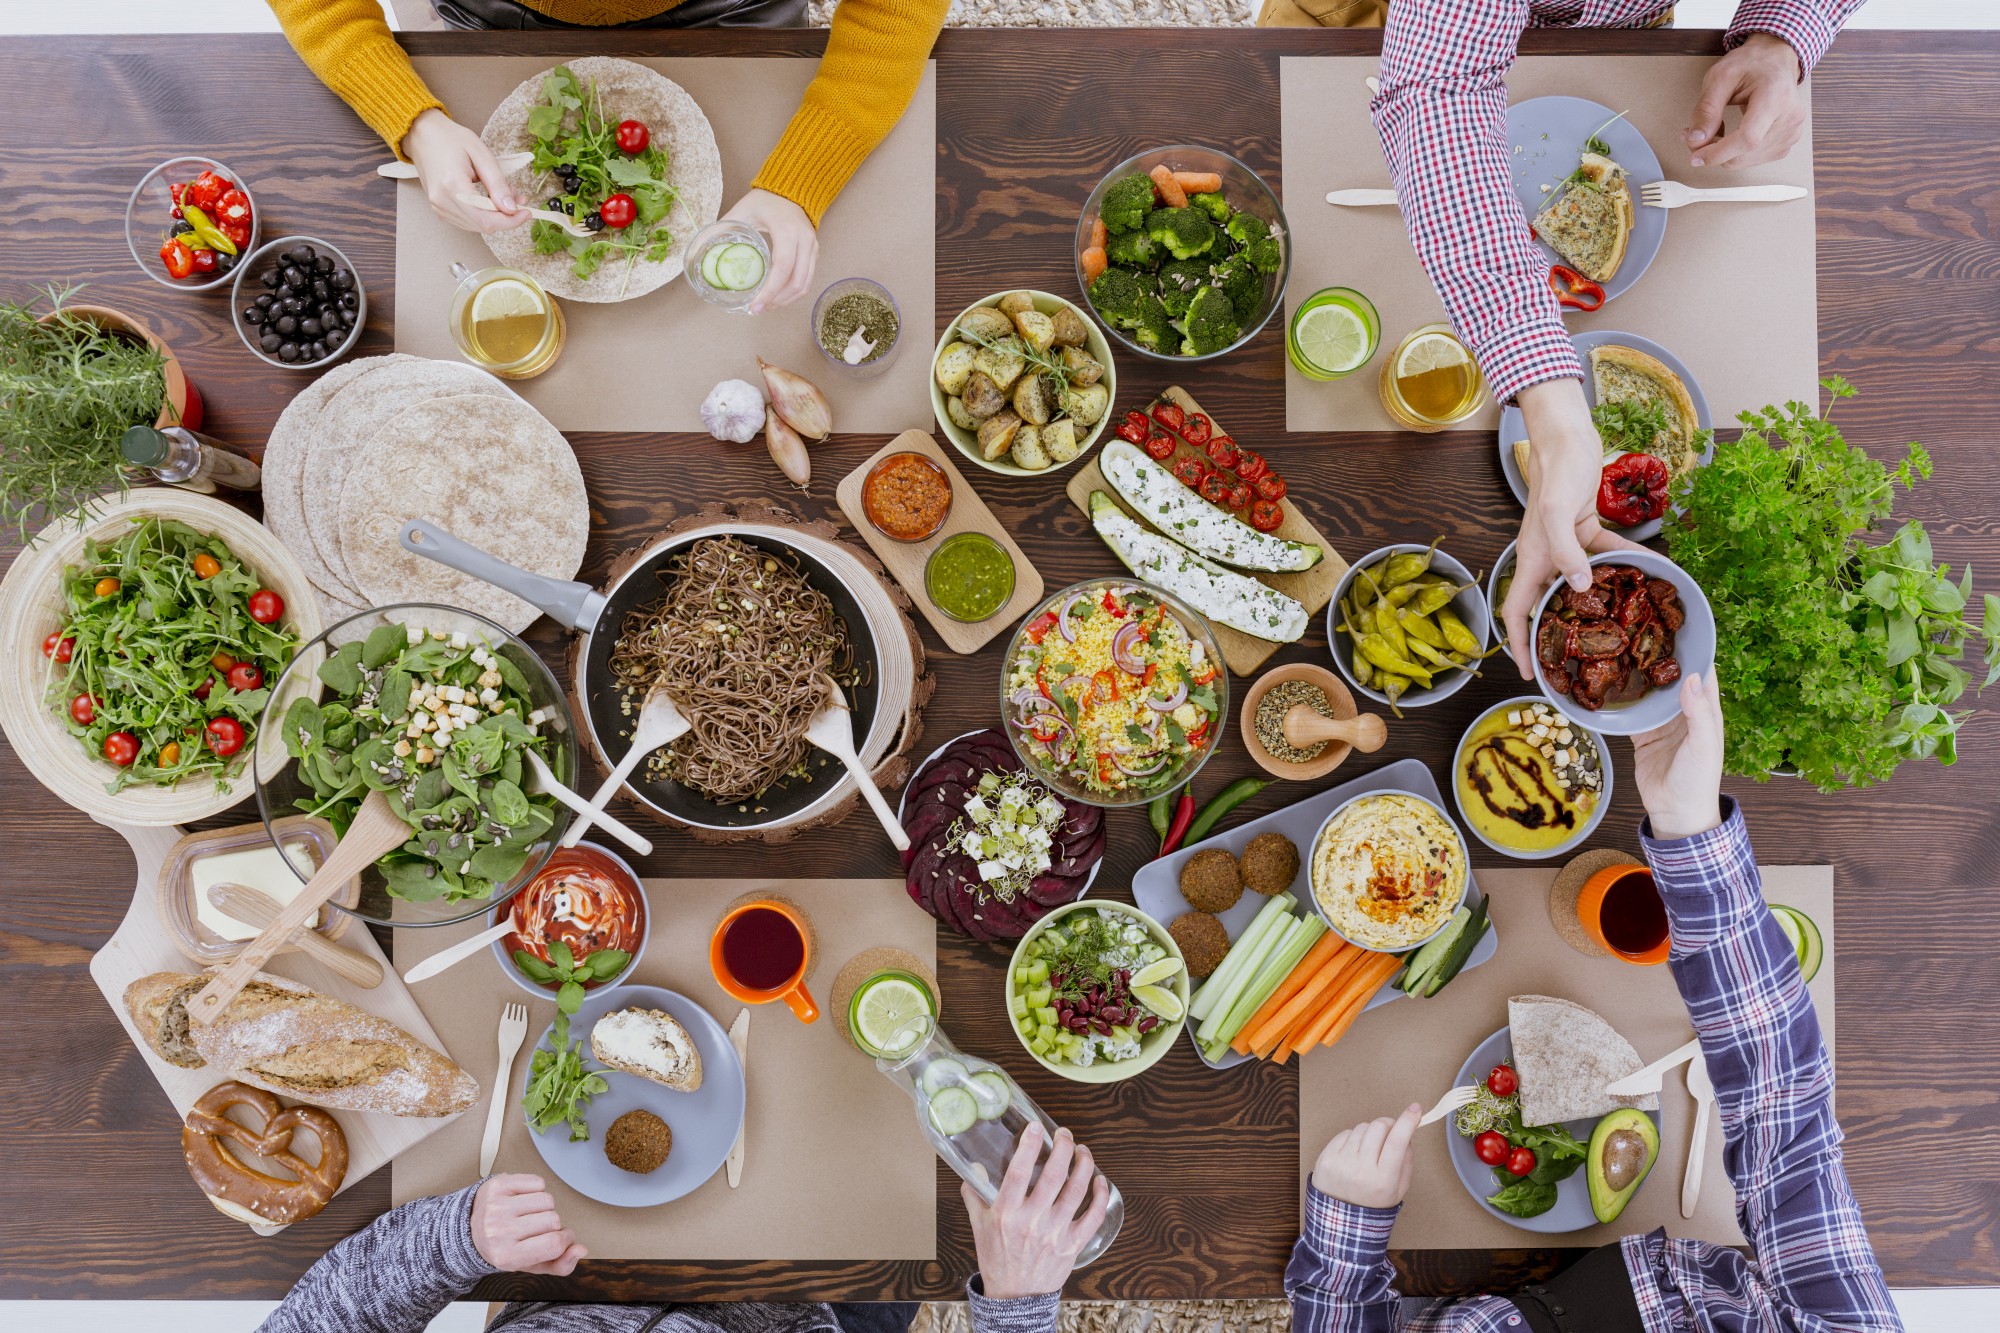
[1194,908,1294,1044]
[1200,918,1306,1055]
[1188,893,1295,1022]
[1211,917,1328,1053]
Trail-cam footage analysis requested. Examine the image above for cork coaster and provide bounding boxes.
[717,890,823,987]
[829,947,942,1048]
[1548,848,1643,958]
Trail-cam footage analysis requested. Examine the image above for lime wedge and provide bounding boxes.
[712,242,766,292]
[1132,957,1183,988]
[1132,983,1184,1023]
[1293,300,1373,375]
[470,277,544,326]
[852,972,935,1057]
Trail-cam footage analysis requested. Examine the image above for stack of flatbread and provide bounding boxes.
[261,354,589,634]
[1508,994,1660,1128]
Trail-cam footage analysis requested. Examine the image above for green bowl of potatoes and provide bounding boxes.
[931,289,1116,477]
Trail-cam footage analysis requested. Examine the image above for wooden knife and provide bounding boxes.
[726,1008,749,1188]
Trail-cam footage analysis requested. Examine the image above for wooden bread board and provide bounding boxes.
[87,817,467,1235]
[835,430,1045,654]
[1064,386,1346,677]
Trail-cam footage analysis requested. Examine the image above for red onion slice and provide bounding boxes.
[1147,681,1189,711]
[1058,593,1087,643]
[1112,621,1147,675]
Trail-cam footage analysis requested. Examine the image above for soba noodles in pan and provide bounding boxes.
[609,536,854,805]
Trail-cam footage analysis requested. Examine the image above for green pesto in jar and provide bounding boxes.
[924,532,1015,623]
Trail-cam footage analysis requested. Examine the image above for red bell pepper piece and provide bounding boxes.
[1596,451,1672,527]
[1548,264,1605,312]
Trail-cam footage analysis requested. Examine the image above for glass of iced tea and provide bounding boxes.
[1379,322,1484,432]
[448,263,564,379]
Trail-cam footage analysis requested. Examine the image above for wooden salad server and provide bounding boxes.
[1284,704,1388,755]
[805,677,909,853]
[186,791,409,1026]
[206,882,384,989]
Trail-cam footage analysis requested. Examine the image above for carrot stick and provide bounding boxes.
[1232,935,1351,1054]
[1275,971,1358,1060]
[1173,170,1223,195]
[1089,216,1108,249]
[1080,246,1108,283]
[1150,164,1188,209]
[1245,944,1365,1057]
[1315,956,1405,1050]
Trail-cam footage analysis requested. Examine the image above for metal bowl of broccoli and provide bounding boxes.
[1076,146,1291,364]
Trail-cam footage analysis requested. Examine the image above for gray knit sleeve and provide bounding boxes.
[257,1183,496,1333]
[966,1277,1060,1333]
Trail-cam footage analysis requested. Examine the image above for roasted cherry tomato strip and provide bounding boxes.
[1548,264,1605,312]
[1180,413,1212,447]
[1248,499,1284,532]
[1253,474,1288,503]
[1233,448,1267,483]
[1171,456,1207,489]
[1115,410,1150,445]
[1225,484,1252,511]
[1198,473,1231,506]
[1150,401,1186,433]
[1205,435,1239,470]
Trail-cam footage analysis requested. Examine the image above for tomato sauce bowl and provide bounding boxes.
[491,841,651,998]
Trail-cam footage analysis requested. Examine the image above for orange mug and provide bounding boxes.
[1577,864,1671,965]
[710,899,818,1023]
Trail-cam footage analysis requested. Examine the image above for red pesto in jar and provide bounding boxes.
[501,845,645,987]
[861,451,952,542]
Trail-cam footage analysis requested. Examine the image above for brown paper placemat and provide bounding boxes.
[394,877,937,1262]
[1299,864,1835,1249]
[396,57,936,435]
[1279,56,1818,432]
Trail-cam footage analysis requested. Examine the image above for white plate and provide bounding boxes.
[1506,95,1666,304]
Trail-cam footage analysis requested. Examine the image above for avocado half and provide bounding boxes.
[1587,1108,1659,1223]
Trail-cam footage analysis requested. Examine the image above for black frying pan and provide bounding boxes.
[400,520,881,831]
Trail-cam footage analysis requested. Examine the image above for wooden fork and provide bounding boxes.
[1419,1084,1479,1127]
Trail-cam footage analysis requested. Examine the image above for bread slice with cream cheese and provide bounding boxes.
[590,1006,704,1092]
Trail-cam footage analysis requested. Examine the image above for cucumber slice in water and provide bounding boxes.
[699,242,726,289]
[927,1085,979,1136]
[919,1057,968,1097]
[970,1071,1012,1120]
[713,242,765,292]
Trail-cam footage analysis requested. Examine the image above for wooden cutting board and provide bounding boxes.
[1064,386,1346,676]
[835,430,1045,655]
[87,817,467,1235]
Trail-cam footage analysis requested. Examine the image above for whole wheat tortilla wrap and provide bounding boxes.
[1508,994,1660,1128]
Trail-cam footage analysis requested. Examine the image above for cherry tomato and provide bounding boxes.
[1248,499,1284,532]
[1150,401,1186,433]
[169,182,185,204]
[1473,1131,1509,1166]
[186,170,227,210]
[1505,1146,1537,1177]
[1487,1063,1519,1098]
[1254,473,1288,503]
[1205,435,1239,470]
[615,119,651,154]
[190,248,218,275]
[1233,448,1267,483]
[1115,409,1150,445]
[1143,431,1177,462]
[192,552,222,579]
[1171,456,1207,489]
[227,662,264,692]
[102,731,140,766]
[194,675,214,701]
[599,193,637,229]
[94,576,122,598]
[205,716,247,757]
[42,631,75,663]
[158,741,182,767]
[1198,473,1231,506]
[216,187,251,225]
[1180,412,1212,447]
[211,651,238,671]
[222,220,252,250]
[1225,483,1252,511]
[70,693,100,725]
[247,589,285,624]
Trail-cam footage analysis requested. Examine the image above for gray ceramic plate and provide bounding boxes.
[1444,1025,1665,1234]
[1497,329,1714,543]
[1130,757,1499,1070]
[1506,95,1666,304]
[521,984,745,1208]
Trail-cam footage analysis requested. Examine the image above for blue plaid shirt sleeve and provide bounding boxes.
[1639,798,1902,1332]
[1287,1185,1403,1333]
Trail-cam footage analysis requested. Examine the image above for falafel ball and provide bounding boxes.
[1238,831,1301,896]
[1168,911,1232,979]
[605,1109,673,1174]
[1178,847,1243,913]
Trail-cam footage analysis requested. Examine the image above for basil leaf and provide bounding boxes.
[586,948,631,980]
[548,938,575,972]
[513,950,557,984]
[556,979,585,1016]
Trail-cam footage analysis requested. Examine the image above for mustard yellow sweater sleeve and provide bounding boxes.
[751,0,950,226]
[267,0,444,158]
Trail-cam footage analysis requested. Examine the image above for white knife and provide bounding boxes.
[376,150,533,180]
[726,1008,750,1188]
[1326,189,1399,208]
[1683,1051,1714,1219]
[1604,1036,1702,1097]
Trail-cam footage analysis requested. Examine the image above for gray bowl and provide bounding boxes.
[1328,544,1490,709]
[229,235,365,371]
[1450,695,1613,861]
[490,841,651,998]
[1307,787,1470,953]
[1485,539,1518,650]
[1529,549,1715,737]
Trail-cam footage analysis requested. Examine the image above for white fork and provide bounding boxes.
[1419,1084,1479,1127]
[481,1003,529,1176]
[1638,180,1808,209]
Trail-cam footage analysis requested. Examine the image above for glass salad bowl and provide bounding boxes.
[254,602,578,928]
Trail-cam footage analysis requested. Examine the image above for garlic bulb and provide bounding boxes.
[701,379,765,443]
[756,357,833,440]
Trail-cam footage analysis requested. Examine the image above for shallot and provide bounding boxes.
[756,357,832,440]
[765,406,810,486]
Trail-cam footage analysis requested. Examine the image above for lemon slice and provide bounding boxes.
[470,276,545,326]
[850,972,934,1057]
[1132,983,1184,1023]
[1132,957,1183,987]
[1292,301,1373,375]
[1396,330,1471,378]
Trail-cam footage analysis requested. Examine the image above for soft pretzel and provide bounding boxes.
[182,1080,348,1226]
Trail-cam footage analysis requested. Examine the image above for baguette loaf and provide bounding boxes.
[125,970,478,1118]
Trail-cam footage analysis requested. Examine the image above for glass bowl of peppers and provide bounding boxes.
[125,157,259,294]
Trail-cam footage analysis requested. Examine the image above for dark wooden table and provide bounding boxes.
[2,25,1996,1307]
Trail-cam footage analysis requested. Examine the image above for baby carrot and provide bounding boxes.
[1246,944,1365,1057]
[1172,170,1223,195]
[1090,216,1108,249]
[1315,955,1405,1049]
[1080,246,1108,283]
[1233,935,1352,1054]
[1149,164,1188,209]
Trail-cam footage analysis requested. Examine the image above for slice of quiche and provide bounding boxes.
[1532,152,1633,283]
[1590,344,1700,479]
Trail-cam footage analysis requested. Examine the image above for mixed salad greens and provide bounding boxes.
[527,65,677,282]
[46,518,294,793]
[1456,1059,1587,1218]
[281,621,562,902]
[521,940,624,1142]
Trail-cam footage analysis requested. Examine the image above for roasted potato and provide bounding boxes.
[1041,418,1080,464]
[1012,373,1052,426]
[933,341,977,395]
[977,411,1022,461]
[945,393,977,432]
[972,341,1026,391]
[961,370,1006,420]
[1011,309,1056,353]
[1010,423,1049,471]
[1048,305,1090,348]
[957,306,1015,342]
[1071,381,1110,426]
[996,291,1036,319]
[1060,345,1104,386]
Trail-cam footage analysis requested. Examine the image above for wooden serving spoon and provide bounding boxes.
[1284,704,1388,754]
[564,686,690,850]
[804,677,909,853]
[186,791,409,1026]
[206,882,384,989]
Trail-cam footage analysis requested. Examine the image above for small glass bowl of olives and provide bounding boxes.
[229,236,367,371]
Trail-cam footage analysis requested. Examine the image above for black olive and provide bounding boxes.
[315,256,333,274]
[243,306,265,325]
[281,265,304,288]
[170,219,194,237]
[301,318,323,338]
[546,197,567,214]
[260,269,281,289]
[325,325,346,347]
[291,245,316,263]
[330,269,352,290]
[275,315,298,336]
[341,308,358,327]
[255,292,275,308]
[214,252,236,273]
[583,212,604,232]
[278,342,300,362]
[312,279,330,300]
[260,332,282,353]
[280,295,302,314]
[310,341,328,359]
[338,291,358,310]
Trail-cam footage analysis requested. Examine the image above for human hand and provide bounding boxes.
[469,1174,586,1275]
[1503,379,1644,677]
[1311,1104,1421,1209]
[1684,33,1808,170]
[964,1122,1110,1301]
[402,108,531,235]
[722,188,817,314]
[1631,669,1726,840]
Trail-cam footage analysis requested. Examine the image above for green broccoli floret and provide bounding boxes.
[1155,259,1209,318]
[1087,266,1149,330]
[1099,174,1158,235]
[1210,253,1265,324]
[1245,235,1285,277]
[1190,191,1231,223]
[1105,229,1159,268]
[1132,295,1178,354]
[1180,285,1242,357]
[1146,207,1217,261]
[1225,212,1270,247]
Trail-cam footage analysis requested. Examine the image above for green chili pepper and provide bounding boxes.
[180,204,238,256]
[1359,634,1434,685]
[1148,791,1173,841]
[1352,645,1375,688]
[1410,580,1472,618]
[1384,583,1424,609]
[1396,607,1447,649]
[1381,674,1409,718]
[1183,777,1269,847]
[1405,636,1451,668]
[1372,593,1410,658]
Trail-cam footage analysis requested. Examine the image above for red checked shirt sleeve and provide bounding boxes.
[1726,0,1865,75]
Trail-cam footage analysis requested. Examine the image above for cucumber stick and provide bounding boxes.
[1206,916,1328,1058]
[1187,893,1295,1022]
[1401,906,1471,994]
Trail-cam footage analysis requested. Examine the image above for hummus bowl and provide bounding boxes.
[1308,788,1469,951]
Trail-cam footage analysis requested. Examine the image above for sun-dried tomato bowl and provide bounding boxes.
[1529,550,1715,737]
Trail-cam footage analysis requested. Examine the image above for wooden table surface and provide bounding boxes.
[2,25,1996,1307]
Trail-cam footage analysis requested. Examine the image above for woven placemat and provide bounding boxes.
[1547,847,1644,958]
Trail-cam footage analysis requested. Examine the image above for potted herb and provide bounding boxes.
[0,285,198,539]
[1666,378,2000,790]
